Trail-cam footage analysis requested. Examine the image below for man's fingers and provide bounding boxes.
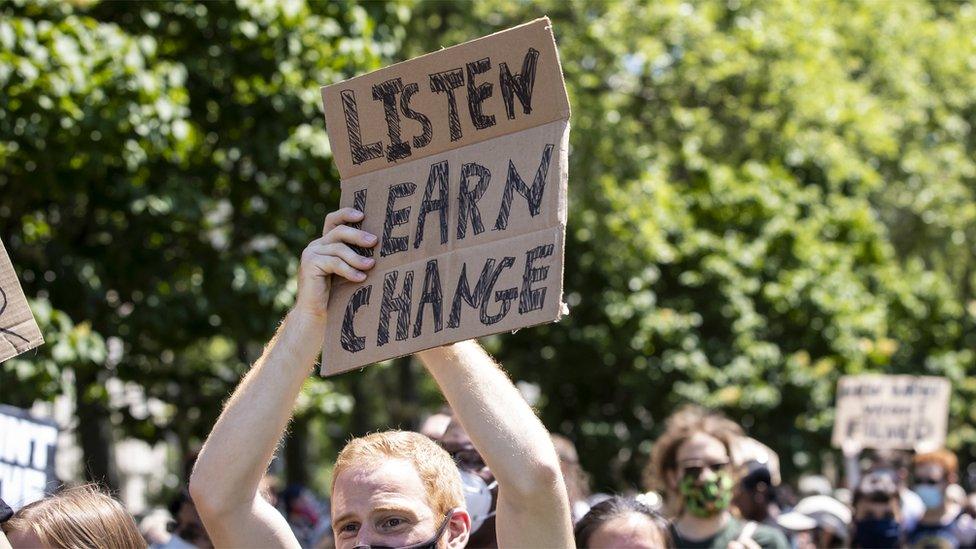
[322,208,365,236]
[308,254,366,282]
[307,243,375,271]
[323,224,378,248]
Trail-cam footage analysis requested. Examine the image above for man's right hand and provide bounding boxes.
[295,207,377,318]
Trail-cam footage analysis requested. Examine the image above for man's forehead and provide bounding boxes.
[332,459,433,518]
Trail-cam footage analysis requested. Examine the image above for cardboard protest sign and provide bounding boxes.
[0,238,43,363]
[319,18,570,374]
[832,375,950,451]
[0,404,59,510]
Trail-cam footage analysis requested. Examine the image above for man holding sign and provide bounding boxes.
[191,19,573,548]
[190,208,573,547]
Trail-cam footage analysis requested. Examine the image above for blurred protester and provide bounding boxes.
[906,449,976,548]
[644,406,789,549]
[148,490,211,549]
[552,434,594,523]
[280,484,331,549]
[440,418,498,548]
[574,496,673,549]
[139,509,172,546]
[797,475,833,499]
[419,406,453,442]
[843,440,925,531]
[189,209,573,547]
[733,464,780,525]
[793,495,851,548]
[850,472,903,548]
[2,484,145,548]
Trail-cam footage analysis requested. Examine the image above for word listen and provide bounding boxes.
[341,48,540,164]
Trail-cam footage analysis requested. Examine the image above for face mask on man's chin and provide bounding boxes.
[460,469,497,534]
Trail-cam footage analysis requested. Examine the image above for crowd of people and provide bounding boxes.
[3,209,975,549]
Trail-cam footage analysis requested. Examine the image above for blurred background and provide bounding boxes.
[2,0,976,518]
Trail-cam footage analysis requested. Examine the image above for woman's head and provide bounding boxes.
[2,484,145,549]
[645,406,743,518]
[574,496,672,549]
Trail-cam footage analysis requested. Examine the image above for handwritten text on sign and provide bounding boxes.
[0,405,58,510]
[0,238,43,363]
[320,18,570,374]
[832,375,950,451]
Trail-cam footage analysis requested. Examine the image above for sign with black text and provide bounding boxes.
[832,375,950,451]
[0,238,43,363]
[319,18,570,374]
[0,405,58,510]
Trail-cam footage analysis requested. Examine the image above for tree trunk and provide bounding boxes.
[285,414,310,486]
[73,366,119,491]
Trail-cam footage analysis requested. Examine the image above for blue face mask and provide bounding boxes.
[914,484,944,509]
[853,518,901,549]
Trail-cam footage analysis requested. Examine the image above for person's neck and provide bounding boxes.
[921,502,953,524]
[675,511,730,541]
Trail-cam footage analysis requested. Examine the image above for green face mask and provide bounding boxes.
[679,471,733,518]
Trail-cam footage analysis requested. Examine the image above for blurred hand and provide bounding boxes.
[727,538,761,549]
[841,438,862,459]
[294,208,377,318]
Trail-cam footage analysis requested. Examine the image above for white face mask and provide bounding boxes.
[459,469,497,533]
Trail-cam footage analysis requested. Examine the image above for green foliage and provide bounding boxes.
[3,0,976,494]
[404,0,976,488]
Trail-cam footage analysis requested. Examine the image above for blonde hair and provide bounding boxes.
[643,405,744,496]
[332,430,463,516]
[2,484,146,549]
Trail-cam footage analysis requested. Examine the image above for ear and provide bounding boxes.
[445,510,471,549]
[667,469,678,492]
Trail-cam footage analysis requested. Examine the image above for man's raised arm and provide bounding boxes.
[418,342,573,548]
[189,208,376,548]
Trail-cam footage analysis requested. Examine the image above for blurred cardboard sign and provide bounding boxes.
[319,18,570,375]
[0,238,43,363]
[832,375,950,451]
[0,404,59,510]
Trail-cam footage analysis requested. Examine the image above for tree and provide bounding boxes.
[0,0,409,489]
[402,0,976,490]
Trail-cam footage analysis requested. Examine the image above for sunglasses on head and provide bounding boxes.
[914,477,942,485]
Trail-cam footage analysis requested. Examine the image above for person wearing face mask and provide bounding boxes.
[439,418,498,548]
[850,472,903,549]
[906,449,976,548]
[643,406,789,549]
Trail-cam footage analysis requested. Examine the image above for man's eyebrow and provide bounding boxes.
[332,511,357,528]
[370,505,421,519]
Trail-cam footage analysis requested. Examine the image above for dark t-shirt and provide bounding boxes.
[670,517,791,549]
[0,497,12,523]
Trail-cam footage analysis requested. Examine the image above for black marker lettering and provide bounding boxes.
[413,259,444,337]
[519,243,554,313]
[348,189,374,258]
[415,160,450,249]
[457,163,490,240]
[466,57,496,130]
[340,285,372,352]
[341,89,383,165]
[400,82,433,149]
[429,68,465,141]
[377,270,414,346]
[494,144,554,230]
[372,78,411,162]
[381,182,417,257]
[499,48,540,119]
[480,257,517,325]
[448,260,495,328]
